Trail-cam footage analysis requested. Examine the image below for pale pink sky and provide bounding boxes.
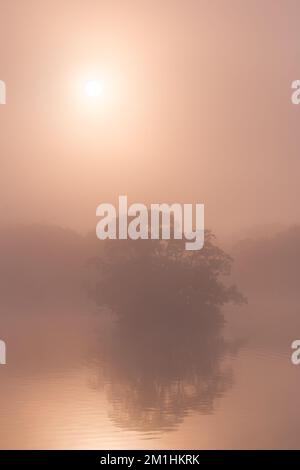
[0,0,300,237]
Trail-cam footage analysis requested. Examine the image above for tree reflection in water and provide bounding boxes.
[88,231,245,433]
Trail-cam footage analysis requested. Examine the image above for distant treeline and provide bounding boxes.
[0,224,298,305]
[233,226,300,297]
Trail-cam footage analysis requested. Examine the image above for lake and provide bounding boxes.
[0,296,299,449]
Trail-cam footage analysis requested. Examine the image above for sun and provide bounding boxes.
[84,79,103,98]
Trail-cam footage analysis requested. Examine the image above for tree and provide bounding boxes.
[88,228,245,432]
[89,229,245,331]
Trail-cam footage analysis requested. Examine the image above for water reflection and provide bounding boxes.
[0,225,247,448]
[92,317,235,433]
[88,234,243,433]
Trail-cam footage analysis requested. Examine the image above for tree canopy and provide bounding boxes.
[89,230,245,331]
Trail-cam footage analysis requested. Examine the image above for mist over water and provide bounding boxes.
[1,0,300,451]
[0,224,299,449]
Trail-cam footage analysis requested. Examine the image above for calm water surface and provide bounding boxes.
[0,299,299,449]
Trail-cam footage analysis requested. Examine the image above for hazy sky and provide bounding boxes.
[1,0,300,236]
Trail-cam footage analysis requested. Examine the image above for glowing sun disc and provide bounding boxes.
[84,80,103,98]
